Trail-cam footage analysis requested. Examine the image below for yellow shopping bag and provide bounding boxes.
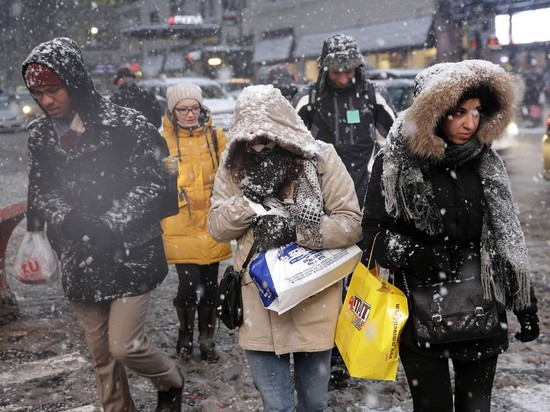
[335,262,408,381]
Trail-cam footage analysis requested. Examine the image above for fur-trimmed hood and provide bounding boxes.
[225,84,318,162]
[400,59,517,160]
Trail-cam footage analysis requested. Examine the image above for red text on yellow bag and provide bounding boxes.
[335,262,408,381]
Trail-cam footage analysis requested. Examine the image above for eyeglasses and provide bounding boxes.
[174,105,201,115]
[29,86,64,100]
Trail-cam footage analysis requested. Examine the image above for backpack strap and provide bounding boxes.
[306,84,319,127]
[365,79,377,125]
[210,125,219,165]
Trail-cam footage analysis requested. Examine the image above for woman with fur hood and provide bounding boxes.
[208,84,361,411]
[362,60,539,411]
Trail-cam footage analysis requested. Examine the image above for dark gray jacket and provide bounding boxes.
[23,38,168,302]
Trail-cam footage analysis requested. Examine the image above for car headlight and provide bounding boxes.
[506,121,519,136]
[22,105,32,115]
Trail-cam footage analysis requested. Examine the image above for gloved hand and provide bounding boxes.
[243,146,288,203]
[515,312,540,342]
[60,210,97,241]
[74,220,116,267]
[252,214,297,251]
[408,243,452,284]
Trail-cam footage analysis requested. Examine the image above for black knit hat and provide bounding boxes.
[113,67,136,85]
[317,34,364,72]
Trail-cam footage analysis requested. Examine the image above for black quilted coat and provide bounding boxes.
[23,38,168,302]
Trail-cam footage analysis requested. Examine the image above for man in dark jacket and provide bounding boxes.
[22,37,183,412]
[294,34,396,210]
[294,33,396,388]
[111,67,163,128]
[259,64,299,101]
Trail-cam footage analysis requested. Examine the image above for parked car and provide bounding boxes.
[138,76,235,131]
[14,91,43,122]
[0,96,27,132]
[155,94,168,115]
[373,78,415,113]
[220,77,252,99]
[365,68,421,80]
[542,114,550,180]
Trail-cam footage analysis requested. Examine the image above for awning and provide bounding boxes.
[122,23,219,40]
[294,15,434,59]
[252,35,294,64]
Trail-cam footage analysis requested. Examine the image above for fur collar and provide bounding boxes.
[401,60,518,160]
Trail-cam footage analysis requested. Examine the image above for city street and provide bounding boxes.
[0,126,549,411]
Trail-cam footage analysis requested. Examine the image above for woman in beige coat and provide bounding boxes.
[208,84,361,411]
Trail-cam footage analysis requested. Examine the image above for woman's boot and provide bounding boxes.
[175,305,195,359]
[198,305,220,363]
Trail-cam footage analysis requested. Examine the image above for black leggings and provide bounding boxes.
[173,263,219,308]
[400,344,498,412]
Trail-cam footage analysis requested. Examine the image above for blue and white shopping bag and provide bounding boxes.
[249,243,362,314]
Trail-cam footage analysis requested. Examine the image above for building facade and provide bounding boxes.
[241,0,438,82]
[115,0,439,83]
[2,0,550,92]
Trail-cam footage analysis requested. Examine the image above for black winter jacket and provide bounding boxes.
[362,60,537,362]
[110,81,162,129]
[363,151,509,361]
[23,38,169,302]
[294,68,395,209]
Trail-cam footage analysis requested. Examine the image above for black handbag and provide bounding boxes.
[404,277,501,346]
[216,241,258,330]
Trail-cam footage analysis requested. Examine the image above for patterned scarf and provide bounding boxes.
[383,127,531,310]
[286,159,324,249]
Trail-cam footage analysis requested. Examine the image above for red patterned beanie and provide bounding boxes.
[24,63,64,88]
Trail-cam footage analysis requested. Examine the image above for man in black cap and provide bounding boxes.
[294,34,395,209]
[111,67,163,128]
[259,65,299,102]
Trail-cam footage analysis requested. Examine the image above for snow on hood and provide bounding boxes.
[225,84,318,161]
[400,59,518,159]
[22,37,113,127]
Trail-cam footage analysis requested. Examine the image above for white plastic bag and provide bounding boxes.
[249,243,362,314]
[12,231,59,285]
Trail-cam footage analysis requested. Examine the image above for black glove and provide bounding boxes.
[61,210,97,241]
[515,312,540,342]
[252,214,297,251]
[243,146,288,203]
[408,243,452,284]
[74,221,116,267]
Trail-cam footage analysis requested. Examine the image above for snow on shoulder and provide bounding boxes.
[226,84,318,160]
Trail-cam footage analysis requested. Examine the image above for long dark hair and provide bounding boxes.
[435,85,500,138]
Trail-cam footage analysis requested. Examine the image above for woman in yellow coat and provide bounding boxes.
[162,82,232,362]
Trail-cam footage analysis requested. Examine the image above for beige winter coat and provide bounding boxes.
[207,85,362,354]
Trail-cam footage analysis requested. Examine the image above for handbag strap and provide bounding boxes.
[367,232,395,285]
[239,240,259,274]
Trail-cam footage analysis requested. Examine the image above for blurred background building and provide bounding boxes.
[1,0,550,92]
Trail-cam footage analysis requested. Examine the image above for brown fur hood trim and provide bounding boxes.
[401,60,517,160]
